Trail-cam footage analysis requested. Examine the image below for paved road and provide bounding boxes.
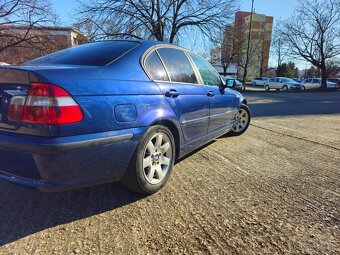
[0,91,339,254]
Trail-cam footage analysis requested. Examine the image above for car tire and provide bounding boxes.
[121,125,175,194]
[230,104,251,136]
[265,85,270,91]
[282,85,288,91]
[302,86,305,91]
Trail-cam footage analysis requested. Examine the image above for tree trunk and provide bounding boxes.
[320,64,327,89]
[223,65,227,76]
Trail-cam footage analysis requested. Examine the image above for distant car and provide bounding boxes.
[252,77,269,86]
[0,62,10,66]
[292,78,301,83]
[303,78,338,89]
[221,77,245,91]
[327,78,340,88]
[0,40,250,194]
[264,77,303,91]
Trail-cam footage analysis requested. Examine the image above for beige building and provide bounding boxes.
[232,11,273,79]
[0,26,87,65]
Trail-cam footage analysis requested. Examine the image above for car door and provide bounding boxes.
[147,47,210,141]
[312,79,321,89]
[188,53,237,132]
[276,78,282,89]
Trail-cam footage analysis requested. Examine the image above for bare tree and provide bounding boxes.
[75,0,238,44]
[326,58,340,77]
[0,0,57,54]
[220,24,243,76]
[279,0,340,88]
[271,23,288,69]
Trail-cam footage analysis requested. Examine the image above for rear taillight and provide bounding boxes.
[8,83,83,124]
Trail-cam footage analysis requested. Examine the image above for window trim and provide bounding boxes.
[141,45,202,86]
[187,52,223,87]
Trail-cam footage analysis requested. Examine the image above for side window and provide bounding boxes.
[313,79,319,83]
[157,48,197,83]
[189,53,222,86]
[270,78,275,82]
[305,79,311,83]
[144,51,169,81]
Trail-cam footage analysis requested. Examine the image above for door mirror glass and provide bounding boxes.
[225,79,235,88]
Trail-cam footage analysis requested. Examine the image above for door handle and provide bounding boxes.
[207,91,215,97]
[165,89,180,98]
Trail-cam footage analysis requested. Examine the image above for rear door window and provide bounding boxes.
[157,48,197,84]
[144,51,169,81]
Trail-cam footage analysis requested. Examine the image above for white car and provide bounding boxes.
[252,77,269,86]
[264,77,303,91]
[302,78,337,89]
[0,62,10,66]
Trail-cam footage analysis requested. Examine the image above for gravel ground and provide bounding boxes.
[0,110,339,254]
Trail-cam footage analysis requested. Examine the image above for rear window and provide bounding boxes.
[25,41,139,66]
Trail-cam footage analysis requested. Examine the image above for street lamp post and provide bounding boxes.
[243,0,255,89]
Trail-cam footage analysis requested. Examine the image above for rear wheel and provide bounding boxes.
[265,85,270,91]
[230,104,251,135]
[121,125,175,194]
[282,85,288,91]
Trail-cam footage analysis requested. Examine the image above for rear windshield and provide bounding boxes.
[25,41,139,66]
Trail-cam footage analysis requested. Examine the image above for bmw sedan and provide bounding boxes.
[264,77,303,91]
[0,40,250,194]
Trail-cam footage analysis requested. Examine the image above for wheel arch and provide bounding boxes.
[151,118,181,159]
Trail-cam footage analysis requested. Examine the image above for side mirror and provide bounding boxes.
[225,79,235,88]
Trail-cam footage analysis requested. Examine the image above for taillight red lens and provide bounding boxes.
[8,83,83,124]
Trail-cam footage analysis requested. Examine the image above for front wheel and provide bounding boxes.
[282,85,288,91]
[230,104,251,136]
[121,125,175,194]
[265,85,270,91]
[302,86,305,91]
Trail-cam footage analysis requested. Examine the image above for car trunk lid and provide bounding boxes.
[0,67,31,130]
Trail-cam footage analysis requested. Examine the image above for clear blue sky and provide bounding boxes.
[51,0,307,68]
[52,0,299,27]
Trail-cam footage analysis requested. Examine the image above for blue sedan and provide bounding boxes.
[0,40,250,194]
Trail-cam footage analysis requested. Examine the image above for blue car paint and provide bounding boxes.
[0,40,246,191]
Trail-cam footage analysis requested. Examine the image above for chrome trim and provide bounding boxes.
[210,110,237,119]
[181,116,210,125]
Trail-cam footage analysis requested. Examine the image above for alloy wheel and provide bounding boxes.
[143,132,172,185]
[233,108,249,133]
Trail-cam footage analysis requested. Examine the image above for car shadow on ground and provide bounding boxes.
[0,181,145,246]
[0,139,220,246]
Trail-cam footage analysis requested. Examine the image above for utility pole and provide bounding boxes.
[243,0,255,89]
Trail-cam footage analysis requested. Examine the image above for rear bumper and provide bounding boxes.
[0,127,147,191]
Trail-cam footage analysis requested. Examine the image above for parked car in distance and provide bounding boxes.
[252,77,269,86]
[0,62,10,66]
[264,77,303,91]
[292,78,301,83]
[303,78,338,89]
[0,40,251,194]
[327,78,340,88]
[221,77,245,91]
